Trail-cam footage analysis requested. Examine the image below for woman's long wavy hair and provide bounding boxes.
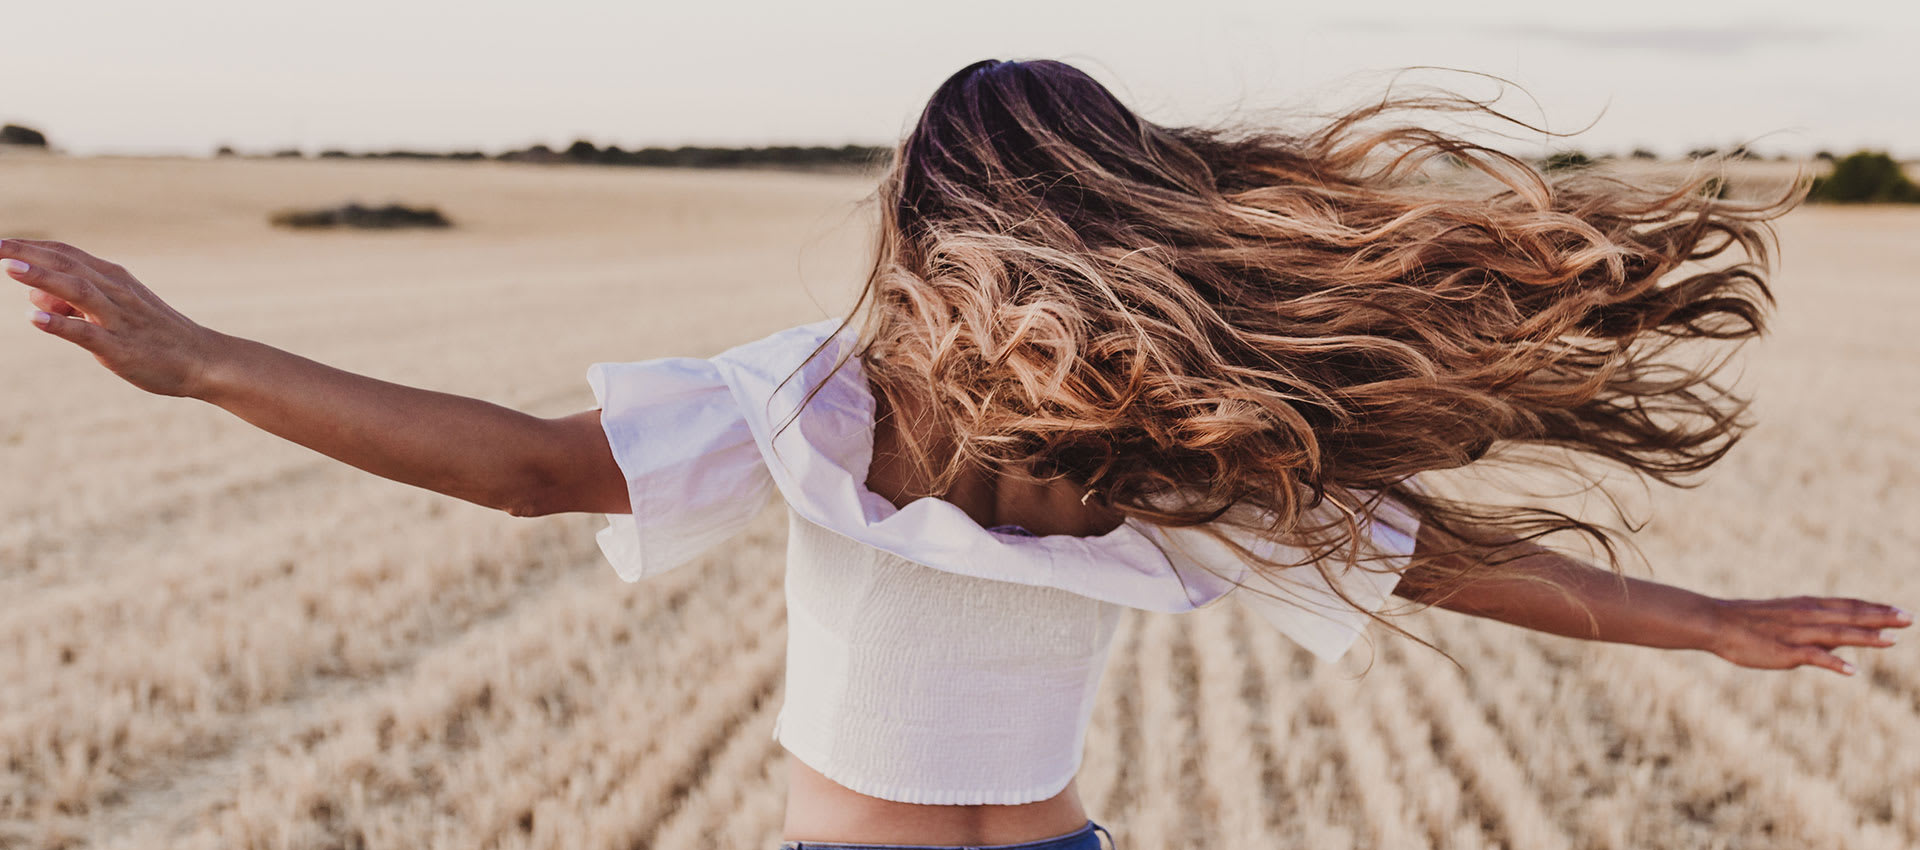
[774,58,1811,650]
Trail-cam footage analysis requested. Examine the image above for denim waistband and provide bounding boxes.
[778,818,1112,850]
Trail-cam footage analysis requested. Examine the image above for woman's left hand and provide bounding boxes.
[1707,596,1910,675]
[5,238,221,397]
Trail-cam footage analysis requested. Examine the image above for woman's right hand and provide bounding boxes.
[1707,596,1909,676]
[6,237,225,398]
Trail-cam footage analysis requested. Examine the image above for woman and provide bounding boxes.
[9,59,1908,850]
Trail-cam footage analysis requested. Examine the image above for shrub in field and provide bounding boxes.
[269,202,453,229]
[1541,149,1594,171]
[1,124,48,147]
[1808,150,1920,203]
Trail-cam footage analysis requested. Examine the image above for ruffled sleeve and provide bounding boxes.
[1215,488,1420,663]
[586,356,779,581]
[1126,481,1422,663]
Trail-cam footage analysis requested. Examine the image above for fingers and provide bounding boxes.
[0,238,122,278]
[1750,596,1913,629]
[4,258,111,318]
[27,309,113,354]
[1808,597,1913,629]
[0,239,93,277]
[1783,623,1895,649]
[1786,644,1855,676]
[40,240,124,277]
[25,286,80,317]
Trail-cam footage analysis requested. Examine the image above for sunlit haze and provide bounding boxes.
[6,0,1915,158]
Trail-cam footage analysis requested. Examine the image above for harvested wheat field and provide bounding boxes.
[2,154,1916,850]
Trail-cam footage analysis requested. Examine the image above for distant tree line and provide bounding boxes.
[8,121,1915,201]
[1515,146,1917,204]
[1371,145,1883,177]
[1532,144,1795,171]
[215,139,892,171]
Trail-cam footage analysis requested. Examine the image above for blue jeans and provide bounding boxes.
[777,819,1113,850]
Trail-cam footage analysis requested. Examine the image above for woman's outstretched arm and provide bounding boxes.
[6,238,628,517]
[1393,522,1911,676]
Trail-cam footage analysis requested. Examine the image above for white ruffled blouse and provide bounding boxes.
[586,316,1419,804]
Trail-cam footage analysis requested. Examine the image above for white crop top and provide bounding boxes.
[586,317,1419,805]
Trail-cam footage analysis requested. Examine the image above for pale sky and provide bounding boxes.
[7,0,1916,159]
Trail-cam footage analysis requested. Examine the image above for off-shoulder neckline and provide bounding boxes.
[708,317,1229,612]
[614,315,1418,661]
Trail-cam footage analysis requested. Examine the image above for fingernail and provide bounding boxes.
[1896,608,1913,625]
[1841,661,1857,675]
[1,259,27,275]
[27,308,50,326]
